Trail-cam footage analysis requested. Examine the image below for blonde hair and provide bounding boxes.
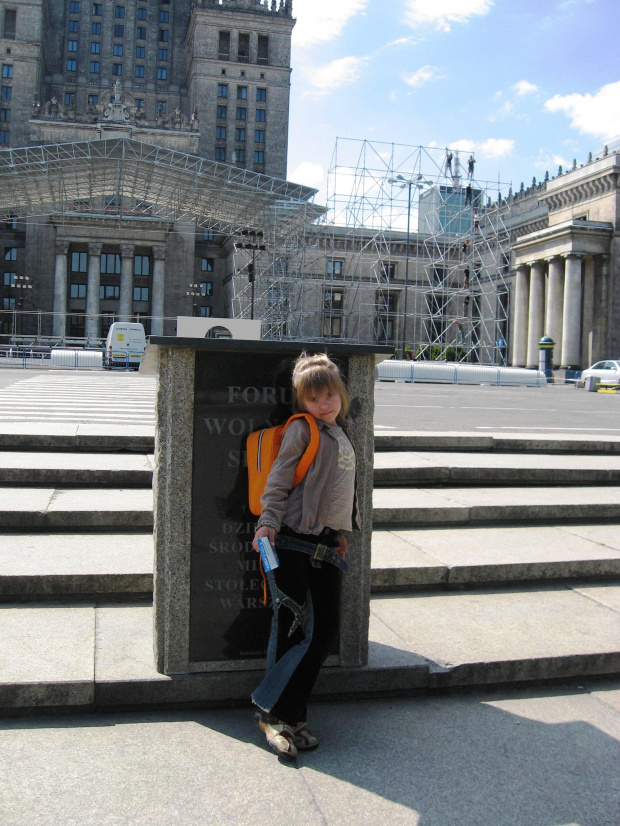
[292,352,350,424]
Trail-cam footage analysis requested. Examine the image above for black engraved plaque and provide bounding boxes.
[189,349,298,663]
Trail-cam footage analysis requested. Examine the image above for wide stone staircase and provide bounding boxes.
[1,427,619,715]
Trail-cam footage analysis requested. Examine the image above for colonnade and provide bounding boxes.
[512,253,606,369]
[53,240,166,338]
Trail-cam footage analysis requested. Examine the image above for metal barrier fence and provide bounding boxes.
[0,346,143,371]
[376,359,548,387]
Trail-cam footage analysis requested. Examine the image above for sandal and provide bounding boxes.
[294,722,319,751]
[257,713,297,761]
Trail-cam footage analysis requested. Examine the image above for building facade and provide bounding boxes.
[0,0,295,339]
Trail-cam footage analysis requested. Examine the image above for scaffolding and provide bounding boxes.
[230,138,514,365]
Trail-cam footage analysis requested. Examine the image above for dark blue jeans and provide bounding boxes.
[252,526,342,726]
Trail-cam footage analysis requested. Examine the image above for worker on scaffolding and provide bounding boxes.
[445,148,453,177]
[464,267,470,288]
[462,239,471,261]
[467,155,475,179]
[465,184,473,206]
[473,208,480,233]
[452,318,465,345]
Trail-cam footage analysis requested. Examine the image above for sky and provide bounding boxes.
[285,0,620,205]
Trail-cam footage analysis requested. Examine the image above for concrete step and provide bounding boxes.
[0,533,153,600]
[371,524,620,590]
[374,431,620,455]
[0,452,153,488]
[0,488,153,530]
[0,424,154,454]
[374,451,620,486]
[1,582,618,712]
[373,485,620,527]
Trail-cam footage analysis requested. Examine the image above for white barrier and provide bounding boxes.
[376,359,547,387]
[50,349,104,369]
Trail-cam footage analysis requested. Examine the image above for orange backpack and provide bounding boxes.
[247,413,320,516]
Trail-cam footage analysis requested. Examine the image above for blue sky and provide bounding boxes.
[286,0,620,203]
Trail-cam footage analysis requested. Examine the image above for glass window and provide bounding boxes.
[1,86,12,100]
[235,127,245,142]
[134,255,150,276]
[88,94,98,106]
[254,150,264,164]
[92,4,102,15]
[237,86,247,100]
[137,7,147,20]
[255,108,266,122]
[255,129,265,143]
[4,247,17,260]
[203,229,215,241]
[201,258,214,272]
[237,33,249,63]
[216,105,227,119]
[100,253,121,274]
[3,297,16,310]
[136,46,145,58]
[113,44,123,56]
[90,60,99,73]
[327,260,343,277]
[113,24,124,36]
[100,285,120,300]
[2,65,14,78]
[112,63,122,76]
[91,22,101,34]
[70,283,87,298]
[68,39,78,51]
[114,6,125,18]
[69,20,79,32]
[236,107,246,120]
[200,306,213,317]
[214,147,226,161]
[324,286,344,309]
[71,251,88,272]
[66,59,77,71]
[158,48,168,61]
[135,65,145,78]
[256,88,267,102]
[234,148,245,163]
[90,41,100,53]
[133,286,149,302]
[70,1,80,12]
[201,282,213,296]
[159,10,169,22]
[159,29,168,41]
[217,84,228,98]
[257,35,269,65]
[3,272,16,285]
[136,27,146,39]
[216,125,226,140]
[157,67,167,80]
[0,129,10,144]
[64,92,75,106]
[157,100,166,114]
[135,98,143,109]
[0,109,10,122]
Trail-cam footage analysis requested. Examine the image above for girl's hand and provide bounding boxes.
[334,533,348,559]
[253,525,275,553]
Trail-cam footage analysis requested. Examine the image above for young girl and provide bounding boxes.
[252,352,359,760]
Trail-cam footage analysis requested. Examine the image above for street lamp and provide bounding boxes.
[11,275,34,337]
[185,282,201,316]
[236,229,265,320]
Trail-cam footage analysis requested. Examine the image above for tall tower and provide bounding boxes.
[187,0,295,179]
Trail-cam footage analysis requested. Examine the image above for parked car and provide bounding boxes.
[581,360,620,385]
[104,323,146,370]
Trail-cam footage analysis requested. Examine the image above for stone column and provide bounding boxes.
[150,244,166,336]
[512,265,529,367]
[119,243,135,322]
[53,240,70,338]
[561,253,583,368]
[581,256,595,368]
[546,256,565,367]
[526,260,545,368]
[600,255,610,360]
[86,241,103,340]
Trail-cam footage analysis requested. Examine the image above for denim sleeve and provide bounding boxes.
[256,419,311,532]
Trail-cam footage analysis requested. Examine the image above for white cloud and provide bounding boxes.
[404,0,494,32]
[513,80,538,97]
[302,56,369,96]
[479,138,515,157]
[488,101,514,122]
[403,65,444,89]
[544,81,620,139]
[293,0,369,47]
[386,36,418,47]
[289,161,326,191]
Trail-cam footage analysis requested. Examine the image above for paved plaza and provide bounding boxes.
[0,367,619,825]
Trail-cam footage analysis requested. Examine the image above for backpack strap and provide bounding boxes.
[283,413,320,487]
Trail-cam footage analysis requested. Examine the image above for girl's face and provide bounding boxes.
[300,388,342,424]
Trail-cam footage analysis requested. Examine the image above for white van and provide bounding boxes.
[104,322,146,370]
